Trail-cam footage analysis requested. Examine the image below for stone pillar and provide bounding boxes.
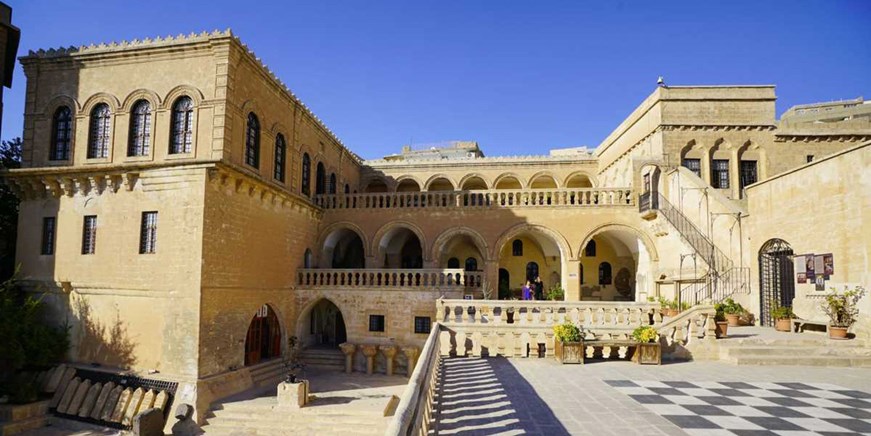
[277,380,309,409]
[360,344,378,375]
[565,259,581,300]
[381,345,398,376]
[402,347,419,377]
[482,261,499,300]
[339,342,356,374]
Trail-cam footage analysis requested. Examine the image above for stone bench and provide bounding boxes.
[792,318,829,334]
[583,339,637,360]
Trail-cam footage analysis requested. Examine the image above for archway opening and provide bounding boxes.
[300,299,347,348]
[495,175,522,190]
[396,179,421,192]
[530,175,558,189]
[437,233,484,270]
[758,238,795,326]
[244,304,282,366]
[566,173,594,188]
[380,227,423,268]
[323,228,365,268]
[363,178,389,193]
[461,176,488,191]
[498,230,562,299]
[427,177,455,192]
[580,229,651,302]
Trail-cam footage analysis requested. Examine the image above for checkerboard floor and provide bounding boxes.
[607,380,871,435]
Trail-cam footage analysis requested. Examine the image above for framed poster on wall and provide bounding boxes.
[814,255,825,280]
[805,253,815,280]
[822,253,834,279]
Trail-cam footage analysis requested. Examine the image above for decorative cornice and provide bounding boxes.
[206,163,323,220]
[660,124,776,132]
[364,154,596,168]
[773,134,871,143]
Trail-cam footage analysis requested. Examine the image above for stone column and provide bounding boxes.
[360,344,378,375]
[402,347,419,377]
[565,259,581,300]
[381,345,398,376]
[339,342,356,374]
[482,261,499,300]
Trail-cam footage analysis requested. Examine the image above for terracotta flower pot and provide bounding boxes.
[829,326,849,340]
[774,318,792,332]
[715,321,728,338]
[726,314,741,327]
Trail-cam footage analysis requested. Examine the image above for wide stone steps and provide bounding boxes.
[203,399,389,435]
[248,359,287,389]
[720,336,871,367]
[300,348,344,370]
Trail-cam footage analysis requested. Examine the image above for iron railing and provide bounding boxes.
[679,267,751,307]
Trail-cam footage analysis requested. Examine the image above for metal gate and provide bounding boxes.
[758,238,795,326]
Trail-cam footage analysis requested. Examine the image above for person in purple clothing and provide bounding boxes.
[522,280,532,300]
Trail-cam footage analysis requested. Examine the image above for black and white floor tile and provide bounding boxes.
[606,380,871,435]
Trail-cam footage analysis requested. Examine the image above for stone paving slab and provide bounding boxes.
[432,356,871,435]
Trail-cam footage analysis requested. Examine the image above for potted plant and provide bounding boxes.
[770,304,794,332]
[546,284,565,301]
[722,298,746,327]
[631,325,661,365]
[714,303,729,338]
[553,323,584,364]
[821,286,866,340]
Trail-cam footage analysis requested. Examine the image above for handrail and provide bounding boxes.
[313,187,635,210]
[386,322,442,436]
[656,304,717,346]
[679,267,751,306]
[297,268,482,289]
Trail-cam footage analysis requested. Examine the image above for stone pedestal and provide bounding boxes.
[360,345,378,375]
[339,342,356,374]
[381,345,398,376]
[402,347,419,377]
[277,380,309,409]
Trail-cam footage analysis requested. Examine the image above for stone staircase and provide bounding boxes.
[248,359,288,390]
[300,347,344,371]
[720,336,871,367]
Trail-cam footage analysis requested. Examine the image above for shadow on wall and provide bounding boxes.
[434,356,570,435]
[71,295,137,369]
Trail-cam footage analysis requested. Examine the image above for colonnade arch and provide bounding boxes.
[577,224,658,302]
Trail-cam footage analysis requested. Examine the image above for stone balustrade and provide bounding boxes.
[338,342,420,377]
[313,187,635,210]
[297,268,482,290]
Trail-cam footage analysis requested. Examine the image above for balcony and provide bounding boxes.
[297,268,483,290]
[313,188,635,210]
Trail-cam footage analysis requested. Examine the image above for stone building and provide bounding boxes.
[2,30,869,420]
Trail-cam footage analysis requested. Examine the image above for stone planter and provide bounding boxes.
[634,342,661,365]
[554,340,584,364]
[0,400,49,435]
[715,321,729,338]
[725,314,741,327]
[829,326,849,340]
[277,380,309,409]
[774,318,792,332]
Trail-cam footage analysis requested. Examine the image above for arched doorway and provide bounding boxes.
[579,226,656,302]
[245,304,282,366]
[498,268,510,300]
[759,238,795,326]
[302,299,347,348]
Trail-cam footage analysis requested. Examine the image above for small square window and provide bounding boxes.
[368,315,385,332]
[414,316,432,334]
[806,155,814,163]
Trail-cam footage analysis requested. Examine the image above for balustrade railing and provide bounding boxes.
[297,268,482,289]
[386,323,442,436]
[313,188,635,210]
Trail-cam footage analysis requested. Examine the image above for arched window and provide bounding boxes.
[50,106,72,161]
[328,173,337,194]
[127,100,151,157]
[526,262,539,282]
[512,239,523,256]
[169,96,193,154]
[304,248,313,268]
[465,257,478,272]
[585,240,597,257]
[273,134,286,182]
[301,153,311,196]
[245,112,260,168]
[344,184,350,194]
[579,263,584,284]
[598,262,612,285]
[87,103,112,159]
[447,257,460,268]
[315,162,326,195]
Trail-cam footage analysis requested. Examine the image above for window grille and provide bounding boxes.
[140,212,158,254]
[414,316,431,334]
[512,239,523,256]
[682,158,701,178]
[50,107,72,160]
[369,315,385,332]
[170,97,193,154]
[739,160,758,189]
[41,217,56,255]
[245,113,260,168]
[87,104,112,158]
[127,100,151,157]
[81,215,97,255]
[526,262,539,282]
[329,173,337,194]
[301,153,311,196]
[274,134,286,182]
[315,163,326,195]
[711,159,730,189]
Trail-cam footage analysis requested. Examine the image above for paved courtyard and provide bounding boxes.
[433,357,871,436]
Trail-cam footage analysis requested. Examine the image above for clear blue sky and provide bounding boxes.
[3,0,870,159]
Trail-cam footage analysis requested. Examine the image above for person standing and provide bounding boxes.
[534,276,544,300]
[522,281,532,300]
